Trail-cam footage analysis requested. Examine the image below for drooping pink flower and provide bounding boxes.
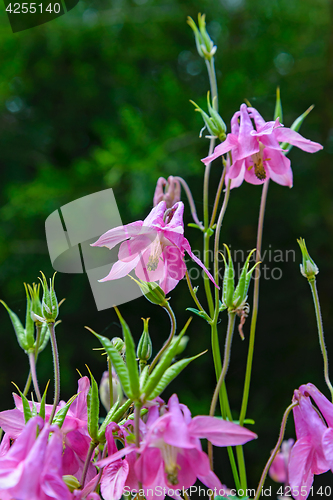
[269,438,294,484]
[288,386,331,500]
[153,176,181,208]
[0,416,72,500]
[202,104,323,189]
[97,394,257,496]
[91,201,216,294]
[0,377,96,483]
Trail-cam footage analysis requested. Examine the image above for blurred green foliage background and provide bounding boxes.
[0,0,333,492]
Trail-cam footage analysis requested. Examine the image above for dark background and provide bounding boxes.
[0,0,333,494]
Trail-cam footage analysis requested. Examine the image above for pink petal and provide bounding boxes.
[225,161,246,189]
[237,104,259,159]
[65,430,90,461]
[227,159,245,180]
[135,248,165,283]
[288,437,314,499]
[0,434,11,457]
[189,416,257,446]
[248,107,266,129]
[96,445,136,468]
[101,459,129,500]
[165,202,185,232]
[299,384,333,428]
[197,468,223,492]
[0,409,25,439]
[322,428,333,466]
[62,445,79,475]
[182,238,218,288]
[166,451,196,489]
[135,447,161,486]
[70,376,90,421]
[265,148,291,175]
[99,256,141,281]
[274,128,323,153]
[91,221,143,249]
[251,118,282,137]
[230,110,241,135]
[41,474,72,500]
[118,234,156,262]
[243,160,266,186]
[201,134,238,166]
[143,201,167,227]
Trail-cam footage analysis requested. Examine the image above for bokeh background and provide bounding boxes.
[0,0,333,494]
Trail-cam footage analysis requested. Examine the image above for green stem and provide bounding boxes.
[28,352,41,402]
[23,372,32,397]
[134,403,144,498]
[23,323,42,397]
[185,269,208,315]
[48,323,60,423]
[206,58,218,111]
[81,440,98,487]
[237,180,269,495]
[209,161,226,229]
[149,302,176,373]
[309,280,333,402]
[253,402,298,500]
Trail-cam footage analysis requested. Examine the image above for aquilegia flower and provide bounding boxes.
[92,201,216,294]
[202,104,323,188]
[153,176,181,208]
[288,384,333,500]
[96,394,257,498]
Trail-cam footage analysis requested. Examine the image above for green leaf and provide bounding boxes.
[52,394,77,428]
[142,321,190,399]
[139,365,150,390]
[114,307,140,399]
[280,105,314,153]
[187,222,203,231]
[221,245,235,308]
[39,381,50,420]
[97,400,119,443]
[148,351,206,400]
[24,284,35,349]
[1,301,30,351]
[274,86,283,122]
[87,327,132,398]
[110,399,132,423]
[86,366,100,442]
[12,383,32,423]
[186,308,211,323]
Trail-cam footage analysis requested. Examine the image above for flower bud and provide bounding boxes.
[99,369,124,412]
[62,475,81,492]
[36,272,58,323]
[137,318,153,363]
[153,176,181,208]
[190,96,226,141]
[297,237,319,282]
[269,438,294,483]
[187,13,217,61]
[111,337,126,357]
[130,277,169,307]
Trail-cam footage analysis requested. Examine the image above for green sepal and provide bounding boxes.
[187,222,204,231]
[86,366,100,442]
[221,245,235,308]
[87,327,132,398]
[218,300,227,313]
[120,407,148,423]
[1,301,30,352]
[39,381,50,420]
[24,284,35,349]
[148,351,206,400]
[110,399,132,423]
[280,105,314,153]
[274,86,283,122]
[52,394,77,428]
[232,249,256,308]
[186,307,211,323]
[97,400,119,443]
[12,384,32,423]
[139,365,150,390]
[37,323,50,353]
[142,320,191,400]
[114,307,140,399]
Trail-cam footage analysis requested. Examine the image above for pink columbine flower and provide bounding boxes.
[202,104,323,189]
[0,416,71,500]
[269,438,294,484]
[288,385,332,500]
[91,201,216,294]
[0,377,96,483]
[97,394,257,497]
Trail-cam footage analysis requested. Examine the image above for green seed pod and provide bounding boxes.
[137,318,153,363]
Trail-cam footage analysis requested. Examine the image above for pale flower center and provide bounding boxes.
[147,237,163,271]
[160,443,181,485]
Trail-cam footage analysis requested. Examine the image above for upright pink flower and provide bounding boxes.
[288,386,331,500]
[0,416,71,500]
[91,201,216,294]
[202,104,323,188]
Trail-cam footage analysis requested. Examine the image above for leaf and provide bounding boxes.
[12,383,32,423]
[97,400,119,443]
[86,366,100,442]
[52,394,77,428]
[139,365,149,390]
[148,351,207,400]
[186,308,211,322]
[280,105,314,153]
[110,399,132,424]
[274,86,283,122]
[86,327,132,398]
[24,284,35,349]
[1,301,30,352]
[114,307,140,399]
[39,381,50,420]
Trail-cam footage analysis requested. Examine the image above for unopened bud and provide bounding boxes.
[297,238,319,282]
[99,369,124,412]
[190,95,226,141]
[130,277,169,307]
[62,475,81,492]
[187,13,217,61]
[111,337,126,356]
[153,176,181,208]
[37,272,58,323]
[137,318,152,363]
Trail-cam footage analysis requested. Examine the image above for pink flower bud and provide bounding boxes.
[153,176,181,208]
[269,438,294,483]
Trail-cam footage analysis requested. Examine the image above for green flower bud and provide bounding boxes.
[129,276,168,307]
[137,318,153,363]
[190,94,227,141]
[99,369,124,412]
[297,237,319,282]
[36,272,58,324]
[111,337,126,356]
[62,475,81,492]
[187,13,217,61]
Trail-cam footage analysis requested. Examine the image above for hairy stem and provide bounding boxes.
[309,279,333,401]
[28,352,41,402]
[209,161,226,229]
[81,440,98,487]
[108,356,113,410]
[149,302,176,373]
[48,323,60,423]
[174,176,203,229]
